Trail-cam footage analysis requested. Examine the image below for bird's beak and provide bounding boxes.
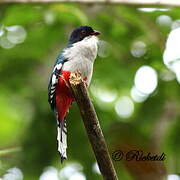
[91,30,101,36]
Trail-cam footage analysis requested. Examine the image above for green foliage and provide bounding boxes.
[0,3,179,180]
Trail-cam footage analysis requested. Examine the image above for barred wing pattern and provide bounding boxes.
[48,53,67,112]
[48,53,69,162]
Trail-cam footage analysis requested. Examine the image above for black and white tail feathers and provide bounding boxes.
[57,119,67,163]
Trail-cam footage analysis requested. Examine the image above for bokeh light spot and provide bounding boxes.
[6,25,27,44]
[59,163,83,179]
[3,167,23,180]
[168,174,180,180]
[160,69,175,81]
[0,35,15,49]
[138,8,170,12]
[40,167,59,180]
[130,86,148,103]
[163,27,180,83]
[90,84,117,103]
[69,172,86,180]
[97,89,117,103]
[39,167,58,180]
[156,15,172,27]
[44,11,56,25]
[134,65,158,94]
[115,96,134,118]
[130,41,147,58]
[171,20,180,30]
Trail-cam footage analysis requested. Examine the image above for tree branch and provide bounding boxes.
[1,0,180,6]
[69,72,118,180]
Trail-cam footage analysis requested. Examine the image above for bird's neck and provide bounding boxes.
[66,36,98,62]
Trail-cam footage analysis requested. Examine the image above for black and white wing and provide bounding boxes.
[48,54,67,112]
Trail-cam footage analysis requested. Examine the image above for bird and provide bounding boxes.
[48,26,100,162]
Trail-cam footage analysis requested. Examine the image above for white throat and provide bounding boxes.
[62,35,99,85]
[64,35,98,62]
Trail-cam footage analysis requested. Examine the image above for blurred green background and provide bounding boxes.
[0,3,180,180]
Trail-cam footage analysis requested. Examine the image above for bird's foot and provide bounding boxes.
[69,71,82,85]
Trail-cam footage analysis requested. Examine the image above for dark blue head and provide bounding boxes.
[69,26,100,44]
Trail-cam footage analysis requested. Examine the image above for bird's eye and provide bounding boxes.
[81,30,86,34]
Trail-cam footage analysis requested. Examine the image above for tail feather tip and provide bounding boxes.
[60,154,67,163]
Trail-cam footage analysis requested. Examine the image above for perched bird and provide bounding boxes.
[48,26,100,162]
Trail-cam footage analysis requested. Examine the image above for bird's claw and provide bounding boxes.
[69,71,82,85]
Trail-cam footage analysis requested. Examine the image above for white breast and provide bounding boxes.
[62,36,98,86]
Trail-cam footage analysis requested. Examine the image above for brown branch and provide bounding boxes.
[1,0,180,6]
[69,72,118,180]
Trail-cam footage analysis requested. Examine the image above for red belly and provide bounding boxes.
[56,71,74,121]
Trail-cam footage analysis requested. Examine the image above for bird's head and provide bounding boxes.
[69,26,100,44]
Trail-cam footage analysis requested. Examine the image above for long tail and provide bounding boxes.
[55,89,74,162]
[57,119,67,163]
